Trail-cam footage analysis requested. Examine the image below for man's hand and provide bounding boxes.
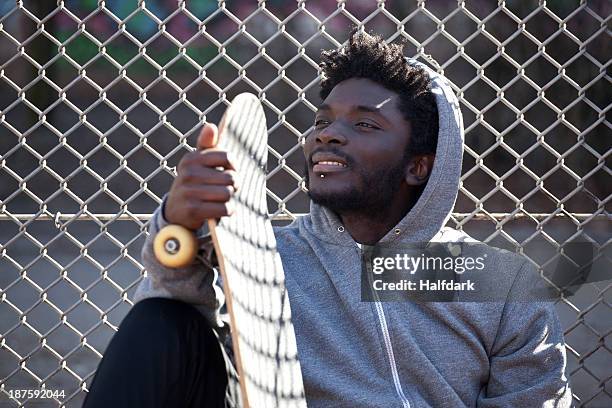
[165,123,238,230]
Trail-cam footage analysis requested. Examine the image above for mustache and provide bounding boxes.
[308,147,353,167]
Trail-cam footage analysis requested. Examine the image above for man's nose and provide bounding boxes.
[315,123,347,145]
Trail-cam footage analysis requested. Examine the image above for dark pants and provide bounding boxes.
[83,298,233,408]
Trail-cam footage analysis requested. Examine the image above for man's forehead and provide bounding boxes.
[317,99,394,113]
[320,78,400,112]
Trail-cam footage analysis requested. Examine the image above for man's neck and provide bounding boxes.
[337,194,416,245]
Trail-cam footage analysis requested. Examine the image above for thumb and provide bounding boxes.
[196,123,219,151]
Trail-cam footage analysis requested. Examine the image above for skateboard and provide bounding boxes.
[153,93,306,408]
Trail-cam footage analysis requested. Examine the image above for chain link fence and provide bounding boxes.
[0,0,609,406]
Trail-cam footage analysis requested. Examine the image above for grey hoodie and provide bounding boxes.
[134,62,572,407]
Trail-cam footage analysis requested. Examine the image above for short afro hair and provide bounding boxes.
[319,30,439,158]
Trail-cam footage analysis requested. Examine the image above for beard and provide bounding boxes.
[304,153,410,220]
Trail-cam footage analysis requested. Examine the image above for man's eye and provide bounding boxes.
[356,122,379,129]
[314,119,329,127]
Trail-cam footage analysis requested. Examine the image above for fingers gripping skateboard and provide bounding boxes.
[152,93,259,270]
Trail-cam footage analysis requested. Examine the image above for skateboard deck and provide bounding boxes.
[205,93,306,407]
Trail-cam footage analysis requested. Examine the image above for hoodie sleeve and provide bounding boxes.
[477,261,573,407]
[133,196,227,329]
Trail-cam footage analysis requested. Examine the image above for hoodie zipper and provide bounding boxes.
[373,300,411,408]
[361,247,411,408]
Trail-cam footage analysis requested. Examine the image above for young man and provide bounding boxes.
[84,31,572,407]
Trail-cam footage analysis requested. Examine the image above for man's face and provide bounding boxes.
[303,78,413,217]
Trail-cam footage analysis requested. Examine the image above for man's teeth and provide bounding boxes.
[318,161,347,167]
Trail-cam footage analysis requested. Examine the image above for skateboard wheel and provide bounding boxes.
[153,225,198,268]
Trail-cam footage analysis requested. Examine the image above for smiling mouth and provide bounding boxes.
[313,160,348,173]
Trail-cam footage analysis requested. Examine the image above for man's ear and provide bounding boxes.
[404,154,435,186]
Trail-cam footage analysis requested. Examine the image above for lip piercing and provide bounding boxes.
[320,174,325,178]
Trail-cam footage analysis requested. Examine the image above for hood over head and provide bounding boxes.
[305,58,464,245]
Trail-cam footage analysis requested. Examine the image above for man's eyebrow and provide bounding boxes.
[316,104,385,113]
[355,105,382,113]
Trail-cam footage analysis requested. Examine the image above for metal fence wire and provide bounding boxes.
[0,0,610,407]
